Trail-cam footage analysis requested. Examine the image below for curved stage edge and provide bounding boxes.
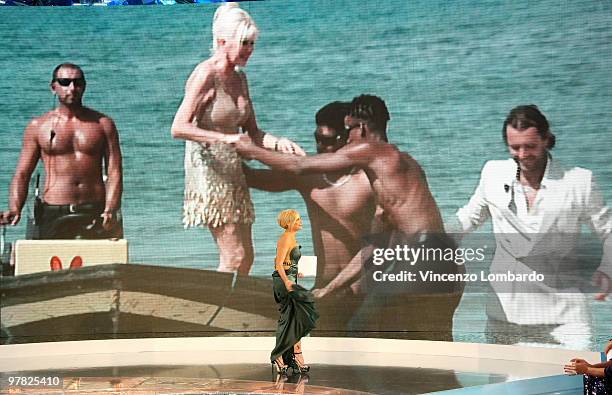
[0,337,599,394]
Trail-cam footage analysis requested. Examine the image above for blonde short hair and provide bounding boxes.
[277,209,300,230]
[212,3,260,52]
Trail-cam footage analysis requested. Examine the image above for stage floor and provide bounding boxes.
[0,337,596,394]
[1,363,508,394]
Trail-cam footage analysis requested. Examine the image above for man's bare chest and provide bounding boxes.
[310,181,375,218]
[39,122,105,155]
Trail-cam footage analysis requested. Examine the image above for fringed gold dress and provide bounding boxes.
[183,72,255,228]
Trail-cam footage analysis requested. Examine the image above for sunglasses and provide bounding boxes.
[54,78,85,87]
[314,131,347,146]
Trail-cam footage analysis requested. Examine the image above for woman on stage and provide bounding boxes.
[171,3,304,275]
[271,209,319,375]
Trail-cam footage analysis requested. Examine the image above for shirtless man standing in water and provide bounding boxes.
[236,95,463,339]
[244,102,376,293]
[1,63,122,239]
[244,102,376,329]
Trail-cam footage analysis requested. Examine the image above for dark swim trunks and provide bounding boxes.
[27,201,123,239]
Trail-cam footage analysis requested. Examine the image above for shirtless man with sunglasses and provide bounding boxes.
[243,102,377,330]
[1,63,123,239]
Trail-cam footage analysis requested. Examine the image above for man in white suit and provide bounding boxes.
[456,105,611,349]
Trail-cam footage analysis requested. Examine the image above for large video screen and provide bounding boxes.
[1,0,610,351]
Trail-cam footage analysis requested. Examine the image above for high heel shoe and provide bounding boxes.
[289,352,310,373]
[272,358,288,376]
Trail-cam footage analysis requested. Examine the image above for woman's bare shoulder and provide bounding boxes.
[187,60,217,89]
[278,232,298,247]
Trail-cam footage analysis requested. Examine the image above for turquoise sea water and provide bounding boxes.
[1,0,611,348]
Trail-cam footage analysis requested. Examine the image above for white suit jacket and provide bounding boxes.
[456,158,612,325]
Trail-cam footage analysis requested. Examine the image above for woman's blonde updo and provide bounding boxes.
[212,3,260,52]
[277,209,300,230]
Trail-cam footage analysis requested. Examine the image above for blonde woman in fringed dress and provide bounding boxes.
[171,3,304,274]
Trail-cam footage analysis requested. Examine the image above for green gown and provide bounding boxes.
[270,245,319,362]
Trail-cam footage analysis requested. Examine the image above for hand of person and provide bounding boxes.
[592,270,610,301]
[233,134,256,158]
[572,360,590,374]
[0,210,21,226]
[101,211,116,231]
[276,137,306,156]
[350,278,362,295]
[297,272,304,278]
[311,288,324,299]
[564,359,590,375]
[284,280,295,292]
[312,287,330,299]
